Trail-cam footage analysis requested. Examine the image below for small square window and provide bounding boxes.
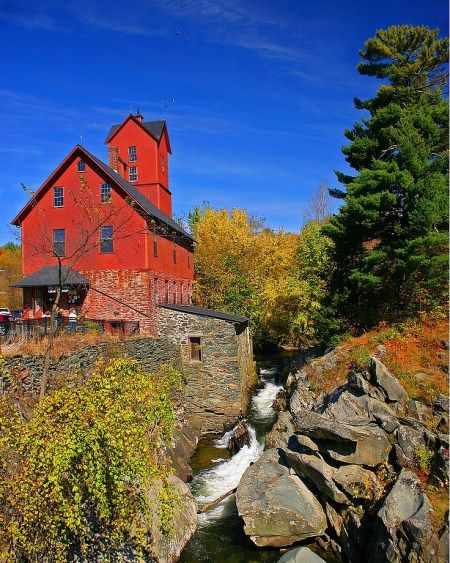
[100,225,113,253]
[129,166,138,182]
[53,229,65,256]
[128,146,137,162]
[53,187,64,207]
[77,160,86,172]
[189,336,202,362]
[101,183,111,203]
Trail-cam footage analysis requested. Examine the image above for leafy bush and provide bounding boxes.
[349,346,372,369]
[0,358,183,562]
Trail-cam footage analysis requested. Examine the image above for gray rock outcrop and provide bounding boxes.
[368,469,439,562]
[236,449,327,547]
[277,546,325,562]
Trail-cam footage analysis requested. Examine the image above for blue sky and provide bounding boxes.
[0,0,447,244]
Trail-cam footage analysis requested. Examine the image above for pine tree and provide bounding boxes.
[326,25,449,327]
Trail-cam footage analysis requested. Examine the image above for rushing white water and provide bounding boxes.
[192,368,282,524]
[250,380,283,422]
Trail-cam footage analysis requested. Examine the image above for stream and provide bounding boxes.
[180,353,294,563]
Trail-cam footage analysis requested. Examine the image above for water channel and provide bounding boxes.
[180,353,295,563]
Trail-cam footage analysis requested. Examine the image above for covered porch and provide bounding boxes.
[14,266,90,320]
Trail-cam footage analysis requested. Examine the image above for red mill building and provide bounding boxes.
[11,112,254,432]
[12,112,195,334]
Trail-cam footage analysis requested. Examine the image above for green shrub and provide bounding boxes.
[349,346,372,369]
[378,327,401,343]
[0,358,182,562]
[415,445,434,471]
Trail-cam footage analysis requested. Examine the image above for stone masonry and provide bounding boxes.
[157,306,255,433]
[2,338,181,395]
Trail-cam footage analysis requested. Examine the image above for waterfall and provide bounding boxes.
[190,367,283,524]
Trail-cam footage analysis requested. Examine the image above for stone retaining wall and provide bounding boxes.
[2,338,181,394]
[158,308,254,433]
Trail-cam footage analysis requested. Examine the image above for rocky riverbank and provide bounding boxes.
[236,350,449,562]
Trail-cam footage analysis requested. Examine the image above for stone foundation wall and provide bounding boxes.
[157,307,253,433]
[2,338,181,394]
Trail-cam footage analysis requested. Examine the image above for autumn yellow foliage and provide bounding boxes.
[191,207,333,348]
[0,244,22,310]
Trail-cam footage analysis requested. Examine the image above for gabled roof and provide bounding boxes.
[14,266,90,288]
[158,304,248,324]
[104,115,170,152]
[11,145,193,242]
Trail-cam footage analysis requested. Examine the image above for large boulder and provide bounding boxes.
[293,406,391,466]
[368,469,439,562]
[369,358,408,407]
[277,546,325,562]
[332,464,383,501]
[394,424,433,469]
[285,451,349,505]
[236,449,327,547]
[148,476,198,563]
[266,411,296,450]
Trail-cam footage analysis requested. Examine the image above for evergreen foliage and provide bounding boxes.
[326,25,449,328]
[0,358,183,562]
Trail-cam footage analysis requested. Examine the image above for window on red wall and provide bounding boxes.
[129,166,138,182]
[153,235,158,257]
[161,155,165,173]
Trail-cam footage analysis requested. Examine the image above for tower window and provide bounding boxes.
[77,160,86,172]
[161,155,165,172]
[100,183,111,203]
[100,226,113,253]
[53,229,65,256]
[129,166,138,182]
[128,146,137,162]
[53,187,64,207]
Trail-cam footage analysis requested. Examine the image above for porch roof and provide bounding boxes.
[14,266,91,288]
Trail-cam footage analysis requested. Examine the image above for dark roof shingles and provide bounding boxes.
[82,147,193,241]
[14,266,90,288]
[158,304,248,323]
[105,119,165,144]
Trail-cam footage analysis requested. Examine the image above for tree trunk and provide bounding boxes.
[39,287,61,400]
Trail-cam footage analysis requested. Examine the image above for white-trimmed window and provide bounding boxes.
[128,146,137,162]
[129,166,138,182]
[53,187,64,207]
[100,226,113,253]
[53,229,65,256]
[100,183,111,203]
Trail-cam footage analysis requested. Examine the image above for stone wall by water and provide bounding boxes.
[158,308,254,433]
[2,338,181,394]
